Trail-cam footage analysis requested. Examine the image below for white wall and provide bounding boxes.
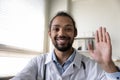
[48,0,120,58]
[71,0,120,57]
[49,0,69,18]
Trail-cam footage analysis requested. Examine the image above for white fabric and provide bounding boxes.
[10,50,119,80]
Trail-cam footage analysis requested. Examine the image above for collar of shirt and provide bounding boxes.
[51,49,76,75]
[52,49,76,65]
[45,49,83,72]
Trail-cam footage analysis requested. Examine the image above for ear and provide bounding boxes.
[74,31,77,37]
[48,31,51,38]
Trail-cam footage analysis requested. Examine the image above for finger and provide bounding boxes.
[98,27,103,42]
[88,43,95,59]
[106,32,111,45]
[95,30,99,44]
[88,43,94,53]
[102,27,107,42]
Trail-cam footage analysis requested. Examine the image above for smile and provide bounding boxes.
[56,37,69,45]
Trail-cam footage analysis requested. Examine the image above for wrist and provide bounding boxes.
[100,61,118,73]
[116,66,120,72]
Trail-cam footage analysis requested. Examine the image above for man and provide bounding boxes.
[11,11,120,80]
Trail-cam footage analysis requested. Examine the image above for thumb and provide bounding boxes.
[88,43,94,54]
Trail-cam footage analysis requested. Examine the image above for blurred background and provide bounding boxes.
[0,0,120,79]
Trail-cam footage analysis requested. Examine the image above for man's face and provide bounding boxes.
[48,16,76,52]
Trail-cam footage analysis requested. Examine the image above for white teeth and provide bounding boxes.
[57,39,67,44]
[59,40,66,42]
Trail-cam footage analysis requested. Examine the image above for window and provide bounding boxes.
[0,0,46,54]
[0,0,47,77]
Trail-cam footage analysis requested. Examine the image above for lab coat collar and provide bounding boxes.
[73,50,83,69]
[62,50,83,76]
[45,50,53,64]
[45,49,83,68]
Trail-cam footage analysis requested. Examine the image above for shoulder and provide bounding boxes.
[75,51,95,64]
[81,54,96,65]
[31,53,49,65]
[83,54,104,74]
[76,51,103,72]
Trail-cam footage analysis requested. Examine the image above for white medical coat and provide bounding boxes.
[11,50,119,80]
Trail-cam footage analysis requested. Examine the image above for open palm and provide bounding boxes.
[88,27,112,64]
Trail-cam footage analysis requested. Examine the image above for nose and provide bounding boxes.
[58,28,66,36]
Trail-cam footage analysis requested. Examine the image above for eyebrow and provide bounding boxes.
[52,24,73,27]
[52,24,60,26]
[65,24,73,27]
[51,25,60,29]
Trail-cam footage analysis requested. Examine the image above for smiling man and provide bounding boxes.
[11,11,120,80]
[48,14,77,65]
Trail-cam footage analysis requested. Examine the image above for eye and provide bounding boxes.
[65,27,73,32]
[53,27,59,32]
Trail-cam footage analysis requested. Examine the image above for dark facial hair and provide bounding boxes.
[54,36,74,52]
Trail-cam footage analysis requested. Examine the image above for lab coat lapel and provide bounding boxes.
[49,62,62,79]
[62,52,82,77]
[45,52,61,79]
[50,62,60,75]
[62,63,77,77]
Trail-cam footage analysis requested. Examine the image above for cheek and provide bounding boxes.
[50,33,56,41]
[49,32,55,37]
[68,32,75,38]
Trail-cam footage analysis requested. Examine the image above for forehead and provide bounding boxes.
[51,16,73,25]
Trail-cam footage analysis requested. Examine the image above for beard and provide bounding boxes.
[53,36,74,52]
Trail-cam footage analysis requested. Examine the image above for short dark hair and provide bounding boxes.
[49,11,77,35]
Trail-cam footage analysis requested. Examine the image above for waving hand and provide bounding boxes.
[88,27,118,73]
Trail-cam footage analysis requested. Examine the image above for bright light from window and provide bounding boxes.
[0,56,32,77]
[0,0,45,52]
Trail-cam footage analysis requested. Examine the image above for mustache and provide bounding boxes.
[55,36,70,40]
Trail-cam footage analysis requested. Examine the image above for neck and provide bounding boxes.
[54,48,74,65]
